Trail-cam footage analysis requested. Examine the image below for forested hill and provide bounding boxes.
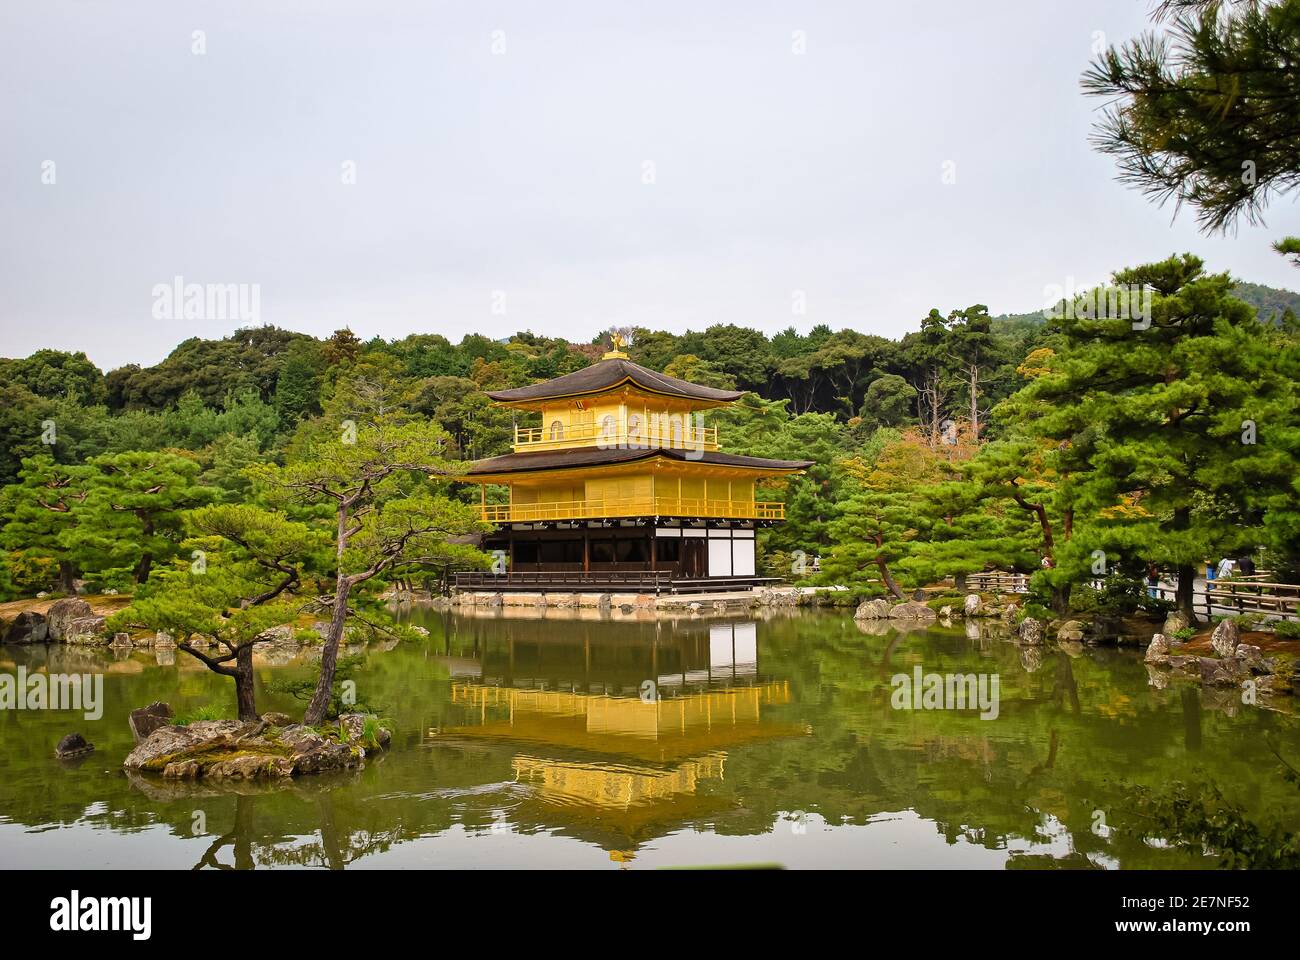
[991,281,1300,336]
[0,270,1296,491]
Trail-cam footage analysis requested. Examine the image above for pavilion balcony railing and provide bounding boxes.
[482,496,784,523]
[513,422,719,452]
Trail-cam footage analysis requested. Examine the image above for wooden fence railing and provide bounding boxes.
[965,572,1030,593]
[1152,580,1300,620]
[962,571,1300,621]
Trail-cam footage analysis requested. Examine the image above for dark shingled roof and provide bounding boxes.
[467,447,813,476]
[485,356,745,404]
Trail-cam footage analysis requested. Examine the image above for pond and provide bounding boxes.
[1,608,1296,869]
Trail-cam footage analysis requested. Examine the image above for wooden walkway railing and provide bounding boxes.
[963,571,1300,621]
[1152,580,1300,621]
[965,572,1030,593]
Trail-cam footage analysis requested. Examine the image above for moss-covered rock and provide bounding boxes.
[124,718,364,781]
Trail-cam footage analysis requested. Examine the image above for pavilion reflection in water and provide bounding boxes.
[432,616,806,854]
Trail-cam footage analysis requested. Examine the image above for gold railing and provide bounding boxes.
[513,423,719,452]
[482,496,784,522]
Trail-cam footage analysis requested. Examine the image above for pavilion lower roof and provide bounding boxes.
[465,446,813,477]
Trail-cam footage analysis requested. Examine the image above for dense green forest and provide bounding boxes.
[2,261,1297,627]
[989,281,1300,339]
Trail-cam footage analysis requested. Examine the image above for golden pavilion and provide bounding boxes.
[459,340,812,592]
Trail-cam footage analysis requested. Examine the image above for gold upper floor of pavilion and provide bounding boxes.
[465,348,813,523]
[489,348,738,454]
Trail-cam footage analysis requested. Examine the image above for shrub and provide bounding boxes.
[172,702,231,725]
[1273,620,1300,641]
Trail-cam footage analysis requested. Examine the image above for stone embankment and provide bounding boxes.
[442,586,838,617]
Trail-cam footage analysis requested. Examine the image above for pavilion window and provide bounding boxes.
[655,538,683,563]
[540,540,582,564]
[616,539,649,563]
[549,420,564,440]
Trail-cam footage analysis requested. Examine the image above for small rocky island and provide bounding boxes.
[124,712,391,781]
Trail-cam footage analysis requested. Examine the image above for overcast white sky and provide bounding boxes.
[2,0,1297,372]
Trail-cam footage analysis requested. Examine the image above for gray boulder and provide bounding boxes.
[889,600,937,621]
[853,598,893,620]
[277,725,361,775]
[55,732,95,759]
[1144,634,1171,665]
[124,720,242,771]
[1018,617,1044,646]
[63,616,107,645]
[1234,644,1265,671]
[1199,656,1242,686]
[1250,676,1278,696]
[128,702,173,743]
[3,611,48,644]
[338,713,392,756]
[1162,610,1191,635]
[1210,619,1239,658]
[1056,620,1086,642]
[45,597,92,641]
[963,594,983,617]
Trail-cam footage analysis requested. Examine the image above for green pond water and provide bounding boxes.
[1,609,1297,869]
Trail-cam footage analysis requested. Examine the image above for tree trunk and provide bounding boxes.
[304,576,351,726]
[953,571,967,591]
[134,513,155,583]
[1051,582,1072,616]
[1176,563,1198,625]
[876,556,905,599]
[234,645,258,721]
[58,560,77,595]
[1171,506,1199,625]
[134,552,153,584]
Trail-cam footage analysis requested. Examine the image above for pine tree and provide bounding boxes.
[825,487,916,598]
[109,505,320,720]
[77,451,218,585]
[0,455,90,593]
[252,377,490,725]
[1007,254,1299,622]
[901,478,1036,591]
[1083,0,1300,234]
